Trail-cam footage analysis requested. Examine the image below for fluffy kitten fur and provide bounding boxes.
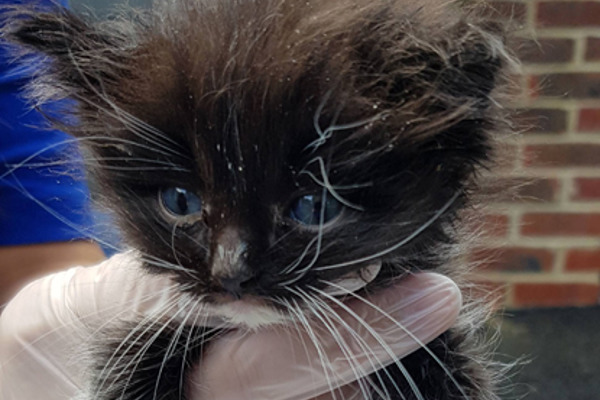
[3,0,516,398]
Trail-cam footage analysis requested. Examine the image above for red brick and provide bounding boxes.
[537,2,600,27]
[471,247,555,272]
[521,213,600,236]
[572,178,600,201]
[519,38,574,64]
[524,144,600,167]
[585,37,600,61]
[578,108,600,132]
[513,283,600,307]
[534,73,600,99]
[464,213,509,238]
[566,249,600,272]
[527,75,541,99]
[516,108,567,134]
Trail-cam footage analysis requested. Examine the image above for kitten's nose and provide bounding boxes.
[219,273,255,300]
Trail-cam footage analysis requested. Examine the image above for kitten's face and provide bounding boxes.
[6,0,509,326]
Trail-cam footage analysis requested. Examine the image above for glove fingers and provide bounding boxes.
[190,273,461,400]
[0,252,181,400]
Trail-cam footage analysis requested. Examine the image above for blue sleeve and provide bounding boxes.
[0,0,99,246]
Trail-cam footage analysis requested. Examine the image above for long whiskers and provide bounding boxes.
[310,285,426,400]
[2,168,200,280]
[314,190,461,272]
[5,157,190,172]
[299,287,406,400]
[151,297,201,400]
[300,156,364,211]
[279,235,319,275]
[278,187,328,285]
[1,134,190,185]
[288,286,377,400]
[318,280,469,399]
[94,294,185,398]
[286,298,343,400]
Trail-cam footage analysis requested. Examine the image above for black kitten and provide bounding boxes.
[3,0,516,398]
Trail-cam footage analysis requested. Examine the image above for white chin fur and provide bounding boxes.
[210,303,288,329]
[322,261,382,296]
[180,262,382,329]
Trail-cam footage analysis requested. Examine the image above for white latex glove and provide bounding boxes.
[0,252,461,400]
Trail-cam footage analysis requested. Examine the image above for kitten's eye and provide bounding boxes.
[289,194,343,226]
[160,187,202,216]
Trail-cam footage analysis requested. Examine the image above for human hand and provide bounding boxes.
[0,252,461,400]
[191,271,461,400]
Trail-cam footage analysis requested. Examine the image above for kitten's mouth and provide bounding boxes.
[322,261,382,296]
[194,262,382,329]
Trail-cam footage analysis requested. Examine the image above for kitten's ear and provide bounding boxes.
[359,17,511,113]
[362,17,514,146]
[436,22,509,104]
[2,6,132,104]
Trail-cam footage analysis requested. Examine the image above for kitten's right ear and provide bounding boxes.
[1,6,131,104]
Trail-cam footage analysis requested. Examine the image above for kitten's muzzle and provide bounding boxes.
[211,227,258,299]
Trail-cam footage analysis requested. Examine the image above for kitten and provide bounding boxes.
[3,0,516,398]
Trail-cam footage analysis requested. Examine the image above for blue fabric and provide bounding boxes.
[0,0,103,247]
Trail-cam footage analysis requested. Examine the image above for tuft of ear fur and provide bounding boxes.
[349,10,514,141]
[1,4,137,107]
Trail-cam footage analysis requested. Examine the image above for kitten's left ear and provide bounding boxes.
[355,13,513,113]
[368,16,515,146]
[436,21,510,105]
[1,5,133,104]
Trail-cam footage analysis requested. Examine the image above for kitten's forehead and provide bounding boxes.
[129,1,380,135]
[72,0,506,225]
[130,62,345,205]
[124,0,485,177]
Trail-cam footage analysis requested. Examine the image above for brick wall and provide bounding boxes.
[473,0,600,308]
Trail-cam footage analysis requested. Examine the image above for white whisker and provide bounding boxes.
[114,296,195,400]
[311,286,426,400]
[278,187,328,284]
[301,156,364,211]
[287,298,342,400]
[94,296,183,398]
[152,297,200,400]
[303,287,406,400]
[315,190,461,271]
[317,280,469,399]
[288,287,375,400]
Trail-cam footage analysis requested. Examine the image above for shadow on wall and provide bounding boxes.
[497,307,600,400]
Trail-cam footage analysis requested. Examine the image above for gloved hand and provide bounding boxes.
[0,252,461,400]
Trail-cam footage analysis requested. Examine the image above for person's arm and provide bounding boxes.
[0,241,105,305]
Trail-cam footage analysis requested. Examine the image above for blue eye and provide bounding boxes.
[289,194,343,226]
[160,187,202,216]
